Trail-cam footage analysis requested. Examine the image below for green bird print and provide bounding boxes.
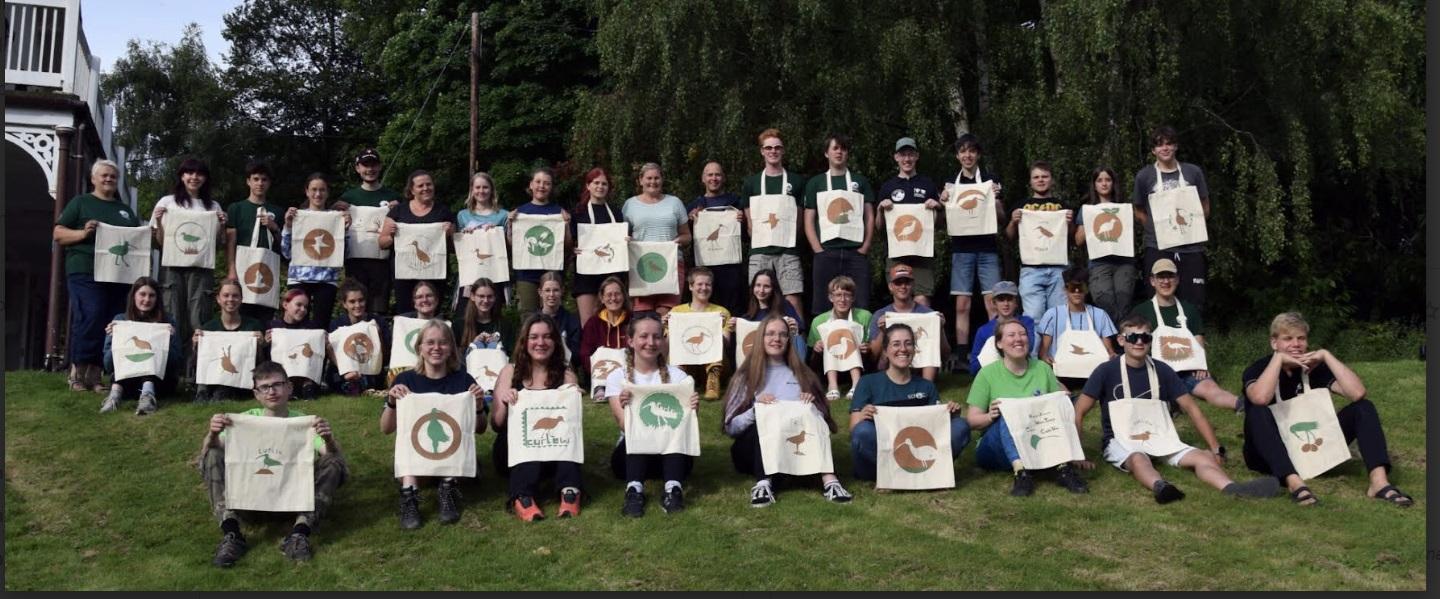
[256,453,282,474]
[426,408,451,453]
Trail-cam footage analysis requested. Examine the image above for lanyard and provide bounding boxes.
[1120,357,1162,401]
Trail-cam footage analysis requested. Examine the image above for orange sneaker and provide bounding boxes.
[512,496,544,522]
[557,487,582,518]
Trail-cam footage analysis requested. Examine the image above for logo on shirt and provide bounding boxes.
[119,210,130,219]
[849,182,861,192]
[889,189,906,202]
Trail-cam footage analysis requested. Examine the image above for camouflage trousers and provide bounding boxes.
[200,445,349,529]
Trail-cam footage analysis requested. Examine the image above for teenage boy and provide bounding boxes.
[202,361,348,567]
[876,137,941,306]
[326,278,390,396]
[808,275,873,402]
[868,264,949,382]
[804,133,876,314]
[665,266,733,400]
[689,161,748,316]
[226,160,283,322]
[1130,258,1242,413]
[336,148,402,315]
[1132,126,1210,316]
[1006,161,1071,321]
[1075,316,1278,503]
[968,281,1038,375]
[740,128,808,321]
[941,134,1005,366]
[1037,265,1117,389]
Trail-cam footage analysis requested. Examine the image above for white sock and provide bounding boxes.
[754,478,771,489]
[141,381,156,394]
[627,481,643,493]
[664,480,681,493]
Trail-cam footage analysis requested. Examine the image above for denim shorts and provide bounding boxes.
[949,251,1001,296]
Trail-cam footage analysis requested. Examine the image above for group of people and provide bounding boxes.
[52,128,1414,570]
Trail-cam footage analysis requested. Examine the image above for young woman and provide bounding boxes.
[570,168,621,325]
[508,167,570,312]
[193,279,267,403]
[1071,167,1135,325]
[721,315,853,507]
[379,170,456,315]
[55,159,144,392]
[461,278,516,356]
[492,314,583,521]
[267,288,325,399]
[281,172,350,326]
[743,269,807,362]
[455,172,509,311]
[101,276,181,415]
[388,280,450,386]
[326,278,390,396]
[623,163,691,314]
[535,272,582,372]
[381,319,487,529]
[579,276,632,401]
[149,158,228,391]
[605,313,701,517]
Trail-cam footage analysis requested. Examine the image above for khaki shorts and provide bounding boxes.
[748,253,805,297]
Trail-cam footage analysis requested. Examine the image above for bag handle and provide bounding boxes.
[1120,357,1161,401]
[249,208,265,248]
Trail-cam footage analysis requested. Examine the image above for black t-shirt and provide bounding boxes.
[393,369,476,394]
[877,174,938,206]
[1081,357,1187,444]
[945,169,1002,253]
[1241,357,1337,407]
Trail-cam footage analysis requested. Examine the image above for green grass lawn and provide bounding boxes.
[4,356,1427,590]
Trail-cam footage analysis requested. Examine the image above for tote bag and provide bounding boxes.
[346,205,391,259]
[506,385,584,466]
[756,400,834,476]
[623,381,701,456]
[394,222,448,280]
[885,204,934,258]
[733,318,761,368]
[818,317,863,374]
[576,222,629,275]
[394,392,477,478]
[1148,165,1208,249]
[291,209,345,268]
[588,347,627,398]
[998,391,1086,470]
[455,225,511,284]
[882,311,943,369]
[93,223,152,284]
[875,404,956,490]
[196,330,259,388]
[328,320,383,376]
[1081,203,1134,260]
[270,328,327,382]
[749,194,798,249]
[111,320,172,381]
[1268,373,1351,480]
[1018,209,1068,266]
[1107,359,1189,457]
[943,178,998,237]
[224,414,316,512]
[236,219,281,309]
[667,311,724,366]
[629,241,679,296]
[512,213,566,271]
[465,348,509,392]
[693,208,743,266]
[160,208,218,268]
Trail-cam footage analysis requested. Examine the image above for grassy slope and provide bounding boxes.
[3,355,1426,590]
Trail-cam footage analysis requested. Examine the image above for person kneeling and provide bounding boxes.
[849,323,969,481]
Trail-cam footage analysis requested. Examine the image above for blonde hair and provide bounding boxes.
[1269,312,1309,337]
[636,162,663,186]
[411,319,461,374]
[90,159,120,177]
[624,313,670,384]
[828,275,856,294]
[465,172,498,213]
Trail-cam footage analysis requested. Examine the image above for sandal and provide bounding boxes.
[68,365,87,392]
[1372,484,1414,507]
[825,389,841,402]
[1289,485,1319,506]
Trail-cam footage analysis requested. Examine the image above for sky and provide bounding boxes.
[80,0,236,72]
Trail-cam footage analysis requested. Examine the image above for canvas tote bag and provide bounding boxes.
[93,223,152,284]
[998,391,1086,470]
[224,414,317,512]
[1268,372,1351,480]
[506,385,584,466]
[875,404,956,490]
[394,392,477,478]
[623,380,701,456]
[237,218,281,309]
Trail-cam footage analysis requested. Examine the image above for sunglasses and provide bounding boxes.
[1122,332,1154,345]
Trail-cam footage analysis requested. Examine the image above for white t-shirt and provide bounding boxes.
[148,194,221,227]
[604,364,692,398]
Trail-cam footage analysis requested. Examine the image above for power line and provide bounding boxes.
[394,23,470,162]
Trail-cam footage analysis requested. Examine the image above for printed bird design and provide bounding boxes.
[1174,208,1188,227]
[1035,225,1054,239]
[364,219,382,234]
[1069,344,1092,355]
[592,243,613,259]
[894,218,919,241]
[764,213,781,229]
[644,401,681,427]
[899,437,939,466]
[481,365,500,379]
[409,240,431,265]
[473,249,493,262]
[256,453,282,474]
[704,225,722,247]
[219,346,238,374]
[425,408,451,453]
[307,233,331,255]
[246,265,271,291]
[826,198,854,224]
[957,190,983,214]
[108,240,134,266]
[129,336,153,351]
[180,232,204,244]
[787,429,810,455]
[532,415,566,443]
[684,331,710,352]
[1129,431,1153,442]
[827,334,856,360]
[1095,218,1120,240]
[300,343,315,358]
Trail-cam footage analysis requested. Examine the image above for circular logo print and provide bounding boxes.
[1092,208,1123,242]
[680,326,715,356]
[638,393,684,429]
[826,329,857,360]
[344,332,375,363]
[303,228,337,261]
[889,189,906,202]
[636,253,668,283]
[826,197,854,224]
[403,328,422,356]
[955,189,985,215]
[892,426,939,473]
[892,215,923,242]
[741,330,758,359]
[243,262,274,295]
[410,408,463,460]
[524,225,556,256]
[175,221,207,255]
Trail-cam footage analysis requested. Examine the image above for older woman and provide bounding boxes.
[379,170,455,316]
[54,159,144,392]
[623,163,691,314]
[579,275,631,401]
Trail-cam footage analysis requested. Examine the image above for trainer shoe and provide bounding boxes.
[512,495,544,522]
[279,532,313,561]
[437,479,463,524]
[660,486,685,514]
[135,391,158,416]
[99,387,121,413]
[557,487,582,518]
[1223,477,1280,498]
[1153,479,1186,504]
[1055,465,1089,494]
[750,482,775,508]
[704,366,722,401]
[398,487,422,530]
[621,487,646,518]
[212,531,248,568]
[822,480,853,503]
[193,386,212,404]
[1011,470,1036,497]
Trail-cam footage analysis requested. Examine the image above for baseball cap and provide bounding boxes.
[1151,258,1178,275]
[355,148,381,164]
[990,281,1019,297]
[888,263,914,283]
[894,137,918,152]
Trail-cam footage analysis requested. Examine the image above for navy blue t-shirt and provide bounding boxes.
[849,371,940,412]
[877,174,939,206]
[1081,357,1187,444]
[1241,357,1337,406]
[945,168,1003,253]
[514,202,565,283]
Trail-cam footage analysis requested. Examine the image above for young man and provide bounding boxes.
[876,137,941,306]
[665,266,733,400]
[1240,312,1414,507]
[226,160,283,322]
[942,134,1005,367]
[1037,265,1117,389]
[1006,161,1071,321]
[1130,258,1242,413]
[337,148,402,315]
[1075,316,1278,503]
[868,264,949,382]
[688,161,748,316]
[201,361,348,567]
[968,281,1037,375]
[1132,126,1210,316]
[740,129,808,322]
[804,133,876,314]
[808,275,873,402]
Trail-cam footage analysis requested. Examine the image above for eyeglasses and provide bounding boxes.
[1122,332,1154,345]
[761,145,784,152]
[254,381,292,394]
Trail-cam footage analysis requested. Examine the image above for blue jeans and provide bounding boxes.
[1019,266,1064,320]
[949,251,1001,296]
[67,273,130,365]
[849,416,972,480]
[974,417,1022,471]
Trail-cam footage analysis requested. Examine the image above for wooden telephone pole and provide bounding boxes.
[469,12,482,176]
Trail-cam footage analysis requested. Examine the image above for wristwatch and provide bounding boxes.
[385,398,396,410]
[1215,445,1228,459]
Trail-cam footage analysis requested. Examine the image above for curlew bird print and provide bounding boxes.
[1069,344,1092,355]
[764,213,781,229]
[108,240,134,266]
[899,437,939,467]
[219,346,239,374]
[129,336,153,351]
[409,240,431,265]
[787,428,811,455]
[531,414,567,444]
[704,225,723,249]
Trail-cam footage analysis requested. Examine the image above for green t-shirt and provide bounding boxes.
[340,186,402,208]
[202,316,267,332]
[225,199,282,252]
[219,407,326,453]
[966,358,1061,411]
[1129,299,1204,336]
[803,171,875,250]
[807,308,874,346]
[740,170,807,256]
[55,193,142,275]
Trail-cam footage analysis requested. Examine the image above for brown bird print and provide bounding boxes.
[410,240,431,265]
[1130,432,1153,441]
[129,336,153,351]
[765,213,781,229]
[219,346,239,374]
[787,429,811,455]
[482,365,500,379]
[1035,225,1055,238]
[684,331,710,353]
[1174,208,1188,227]
[473,249,493,262]
[1069,344,1092,355]
[531,415,567,443]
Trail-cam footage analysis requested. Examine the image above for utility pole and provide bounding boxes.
[469,12,481,176]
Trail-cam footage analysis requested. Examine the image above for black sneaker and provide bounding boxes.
[193,387,212,404]
[398,487,422,529]
[822,481,853,503]
[1223,477,1280,499]
[437,479,463,524]
[660,486,685,514]
[621,487,646,518]
[1011,470,1036,497]
[300,381,321,400]
[212,531,248,568]
[279,532,312,561]
[1055,465,1089,494]
[750,482,775,507]
[1153,479,1186,504]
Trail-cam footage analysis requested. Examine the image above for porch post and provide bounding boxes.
[43,125,75,371]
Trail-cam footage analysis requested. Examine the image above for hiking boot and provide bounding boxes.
[1223,477,1280,499]
[704,366,721,401]
[99,387,122,413]
[512,496,544,522]
[398,487,422,529]
[822,480,853,503]
[621,487,646,518]
[660,486,685,514]
[750,482,775,508]
[557,487,582,518]
[135,391,158,416]
[212,532,248,568]
[1011,470,1036,497]
[1153,479,1185,504]
[437,479,463,524]
[193,386,213,404]
[211,387,234,402]
[279,532,313,561]
[1055,465,1089,494]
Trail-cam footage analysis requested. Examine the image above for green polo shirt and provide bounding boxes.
[56,193,142,275]
[226,199,282,252]
[803,171,875,250]
[219,407,326,454]
[340,186,402,208]
[740,170,807,256]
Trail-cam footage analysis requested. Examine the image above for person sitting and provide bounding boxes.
[579,275,632,402]
[808,275,872,402]
[193,279,266,403]
[101,276,182,415]
[267,288,325,399]
[492,314,584,521]
[1129,258,1243,413]
[533,271,583,372]
[664,266,732,400]
[868,264,949,382]
[967,281,1037,375]
[202,361,348,567]
[1036,265,1117,391]
[461,277,517,356]
[742,269,808,362]
[1240,312,1415,507]
[326,278,390,396]
[387,280,449,387]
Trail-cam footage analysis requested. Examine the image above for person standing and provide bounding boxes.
[804,134,876,314]
[454,172,509,312]
[507,167,570,312]
[688,161,748,316]
[281,173,350,326]
[336,148,402,315]
[941,134,1005,364]
[379,170,455,316]
[225,160,283,323]
[623,162,691,315]
[1072,166,1135,325]
[1006,161,1072,321]
[740,128,808,322]
[876,137,941,306]
[570,168,622,326]
[1132,126,1211,318]
[150,158,228,391]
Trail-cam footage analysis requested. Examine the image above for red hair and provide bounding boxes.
[578,167,610,204]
